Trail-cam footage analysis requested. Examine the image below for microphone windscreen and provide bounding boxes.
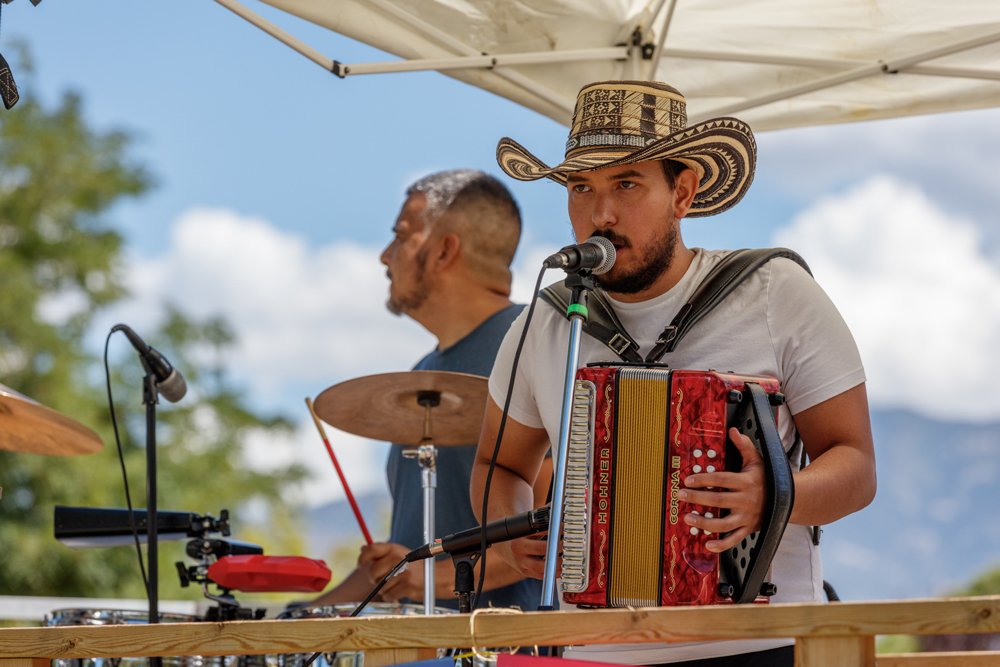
[158,369,188,403]
[584,236,616,275]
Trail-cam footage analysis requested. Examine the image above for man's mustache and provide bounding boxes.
[589,230,631,249]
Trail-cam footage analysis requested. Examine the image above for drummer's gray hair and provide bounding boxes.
[405,169,521,289]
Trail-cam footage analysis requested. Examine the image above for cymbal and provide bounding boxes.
[0,383,104,456]
[313,371,489,446]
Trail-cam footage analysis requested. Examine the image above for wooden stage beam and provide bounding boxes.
[0,596,995,661]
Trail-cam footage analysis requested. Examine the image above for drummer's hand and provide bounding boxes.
[358,542,424,602]
[678,427,765,553]
[493,533,553,580]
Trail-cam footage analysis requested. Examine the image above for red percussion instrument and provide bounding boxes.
[208,555,331,593]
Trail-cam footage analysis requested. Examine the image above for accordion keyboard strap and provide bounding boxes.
[646,248,812,362]
[539,281,643,363]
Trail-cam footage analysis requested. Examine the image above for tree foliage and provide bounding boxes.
[0,89,305,601]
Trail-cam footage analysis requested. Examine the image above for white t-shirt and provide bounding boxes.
[488,248,866,663]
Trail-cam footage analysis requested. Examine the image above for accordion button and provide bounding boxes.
[693,465,702,473]
[707,465,716,473]
[705,512,714,518]
[690,527,699,535]
[707,449,717,458]
[694,449,703,458]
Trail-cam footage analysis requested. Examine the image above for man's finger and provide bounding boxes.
[683,471,749,491]
[358,542,395,565]
[683,511,741,535]
[705,526,752,553]
[728,427,763,468]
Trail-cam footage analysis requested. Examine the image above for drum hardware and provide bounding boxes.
[176,527,267,622]
[313,372,489,615]
[400,389,442,615]
[55,505,331,622]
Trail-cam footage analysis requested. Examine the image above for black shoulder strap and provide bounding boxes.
[539,282,643,363]
[645,248,811,362]
[540,248,811,364]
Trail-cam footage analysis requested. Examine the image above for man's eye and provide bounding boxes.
[572,184,591,193]
[619,180,636,189]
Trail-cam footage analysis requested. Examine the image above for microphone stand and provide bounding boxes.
[539,271,595,610]
[141,359,163,667]
[452,552,480,667]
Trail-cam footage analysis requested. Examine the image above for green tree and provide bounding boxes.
[0,86,306,601]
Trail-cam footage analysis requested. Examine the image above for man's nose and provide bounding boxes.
[379,242,393,266]
[591,192,617,229]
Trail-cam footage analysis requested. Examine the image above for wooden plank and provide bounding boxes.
[0,659,48,667]
[0,597,996,659]
[796,636,874,667]
[876,651,1000,666]
[363,648,437,667]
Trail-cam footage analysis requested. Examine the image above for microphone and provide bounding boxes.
[405,506,550,562]
[543,236,615,275]
[112,324,188,403]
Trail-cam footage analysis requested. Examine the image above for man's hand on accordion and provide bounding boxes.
[677,427,766,554]
[493,531,555,580]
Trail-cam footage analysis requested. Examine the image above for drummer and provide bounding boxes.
[313,169,550,609]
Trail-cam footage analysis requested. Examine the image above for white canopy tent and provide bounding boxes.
[215,0,1000,131]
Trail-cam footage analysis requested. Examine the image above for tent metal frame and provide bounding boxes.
[217,0,1000,125]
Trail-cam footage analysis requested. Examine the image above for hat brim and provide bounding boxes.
[496,118,756,218]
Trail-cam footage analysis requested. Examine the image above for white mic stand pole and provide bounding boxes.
[539,271,595,610]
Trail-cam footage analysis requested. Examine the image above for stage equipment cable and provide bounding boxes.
[473,264,548,610]
[104,329,149,596]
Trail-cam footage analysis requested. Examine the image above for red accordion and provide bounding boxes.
[560,365,794,608]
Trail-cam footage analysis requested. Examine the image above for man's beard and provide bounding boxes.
[592,215,679,295]
[386,250,431,315]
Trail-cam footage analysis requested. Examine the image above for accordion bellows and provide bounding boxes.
[561,366,794,608]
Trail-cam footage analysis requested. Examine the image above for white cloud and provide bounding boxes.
[775,175,1000,422]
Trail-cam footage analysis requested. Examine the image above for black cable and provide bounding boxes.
[104,330,149,596]
[473,265,548,610]
[299,557,410,667]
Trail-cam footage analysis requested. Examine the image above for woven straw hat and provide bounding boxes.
[496,80,756,217]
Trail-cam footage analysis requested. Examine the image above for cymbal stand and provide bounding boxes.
[540,272,595,610]
[402,390,440,615]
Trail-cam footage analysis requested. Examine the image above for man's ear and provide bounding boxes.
[432,232,462,272]
[672,168,700,220]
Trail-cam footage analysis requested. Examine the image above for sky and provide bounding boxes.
[7,3,1000,516]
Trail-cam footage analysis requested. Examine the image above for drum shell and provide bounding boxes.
[273,603,450,667]
[44,608,251,667]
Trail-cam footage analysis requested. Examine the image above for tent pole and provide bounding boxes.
[646,0,678,80]
[691,26,1000,122]
[652,46,1000,84]
[214,0,334,73]
[907,65,1000,82]
[339,48,627,76]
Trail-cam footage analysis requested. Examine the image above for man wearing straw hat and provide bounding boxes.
[314,169,549,611]
[472,81,876,665]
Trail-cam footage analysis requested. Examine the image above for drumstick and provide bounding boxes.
[306,397,373,545]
